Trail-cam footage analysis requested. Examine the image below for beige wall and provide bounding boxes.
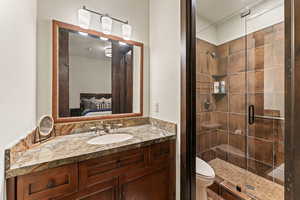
[0,0,37,198]
[69,56,112,109]
[149,0,181,198]
[37,0,150,119]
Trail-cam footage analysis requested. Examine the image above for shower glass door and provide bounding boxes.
[245,0,285,199]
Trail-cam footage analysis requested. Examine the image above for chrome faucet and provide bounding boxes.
[110,123,123,132]
[89,122,123,135]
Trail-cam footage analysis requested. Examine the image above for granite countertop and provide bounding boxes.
[6,125,176,178]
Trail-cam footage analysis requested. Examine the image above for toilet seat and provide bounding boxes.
[196,157,215,178]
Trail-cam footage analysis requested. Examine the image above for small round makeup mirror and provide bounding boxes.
[38,115,54,137]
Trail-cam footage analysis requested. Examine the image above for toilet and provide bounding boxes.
[196,157,215,200]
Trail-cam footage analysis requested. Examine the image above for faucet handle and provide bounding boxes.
[111,123,123,129]
[90,126,97,131]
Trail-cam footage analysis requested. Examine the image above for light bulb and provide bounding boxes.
[122,24,132,40]
[78,8,91,29]
[101,16,113,35]
[119,41,127,46]
[100,37,108,41]
[104,45,112,58]
[78,32,88,36]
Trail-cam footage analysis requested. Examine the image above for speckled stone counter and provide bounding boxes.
[6,125,176,178]
[209,158,284,200]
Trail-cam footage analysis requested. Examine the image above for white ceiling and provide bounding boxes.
[197,0,263,23]
[69,32,111,60]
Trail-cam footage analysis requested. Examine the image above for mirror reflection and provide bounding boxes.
[57,27,142,118]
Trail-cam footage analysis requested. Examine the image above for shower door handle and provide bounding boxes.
[248,105,255,125]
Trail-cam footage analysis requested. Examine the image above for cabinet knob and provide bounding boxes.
[47,179,55,188]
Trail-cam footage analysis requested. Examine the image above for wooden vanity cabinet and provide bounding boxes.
[10,140,175,200]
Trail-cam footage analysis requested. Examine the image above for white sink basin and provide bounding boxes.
[87,133,133,145]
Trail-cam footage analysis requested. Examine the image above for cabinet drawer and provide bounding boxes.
[17,164,78,200]
[79,148,147,189]
[53,177,118,200]
[149,141,172,165]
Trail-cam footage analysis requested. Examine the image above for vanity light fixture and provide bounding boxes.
[80,6,132,40]
[122,24,132,40]
[79,31,88,36]
[78,8,91,29]
[101,16,113,34]
[100,37,109,41]
[104,45,112,58]
[119,41,128,46]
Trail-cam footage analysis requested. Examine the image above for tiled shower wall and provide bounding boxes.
[197,22,285,185]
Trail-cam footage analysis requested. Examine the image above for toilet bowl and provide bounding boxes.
[196,157,215,200]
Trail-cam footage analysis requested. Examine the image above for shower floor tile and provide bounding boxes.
[209,158,284,200]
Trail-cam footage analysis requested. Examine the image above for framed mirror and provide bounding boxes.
[52,20,143,123]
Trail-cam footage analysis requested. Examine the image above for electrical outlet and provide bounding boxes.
[154,102,160,113]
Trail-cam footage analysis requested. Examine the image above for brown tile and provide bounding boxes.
[229,114,246,135]
[208,184,221,196]
[197,39,216,54]
[211,112,228,130]
[200,150,217,162]
[255,67,284,94]
[229,133,245,153]
[215,148,228,161]
[251,26,274,47]
[214,95,228,112]
[197,53,211,75]
[196,82,211,94]
[213,57,228,75]
[273,67,285,93]
[196,113,211,133]
[248,118,274,140]
[197,74,211,94]
[198,131,218,153]
[196,93,211,113]
[248,93,265,116]
[274,141,284,167]
[247,70,264,93]
[247,158,273,180]
[227,153,247,169]
[217,43,229,58]
[217,130,228,145]
[273,22,284,41]
[228,51,246,74]
[198,132,211,153]
[272,93,285,117]
[274,119,285,142]
[247,45,273,71]
[229,37,246,54]
[273,40,284,66]
[248,137,273,165]
[211,131,218,148]
[247,33,255,49]
[229,72,245,93]
[198,74,212,82]
[229,94,246,114]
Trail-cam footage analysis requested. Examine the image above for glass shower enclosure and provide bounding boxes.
[196,0,285,199]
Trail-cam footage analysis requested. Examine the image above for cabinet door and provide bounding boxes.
[120,168,170,200]
[54,178,118,200]
[76,186,117,200]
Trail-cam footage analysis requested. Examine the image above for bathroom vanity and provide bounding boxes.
[5,13,177,200]
[6,123,176,200]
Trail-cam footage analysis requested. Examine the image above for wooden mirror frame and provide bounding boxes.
[52,20,144,123]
